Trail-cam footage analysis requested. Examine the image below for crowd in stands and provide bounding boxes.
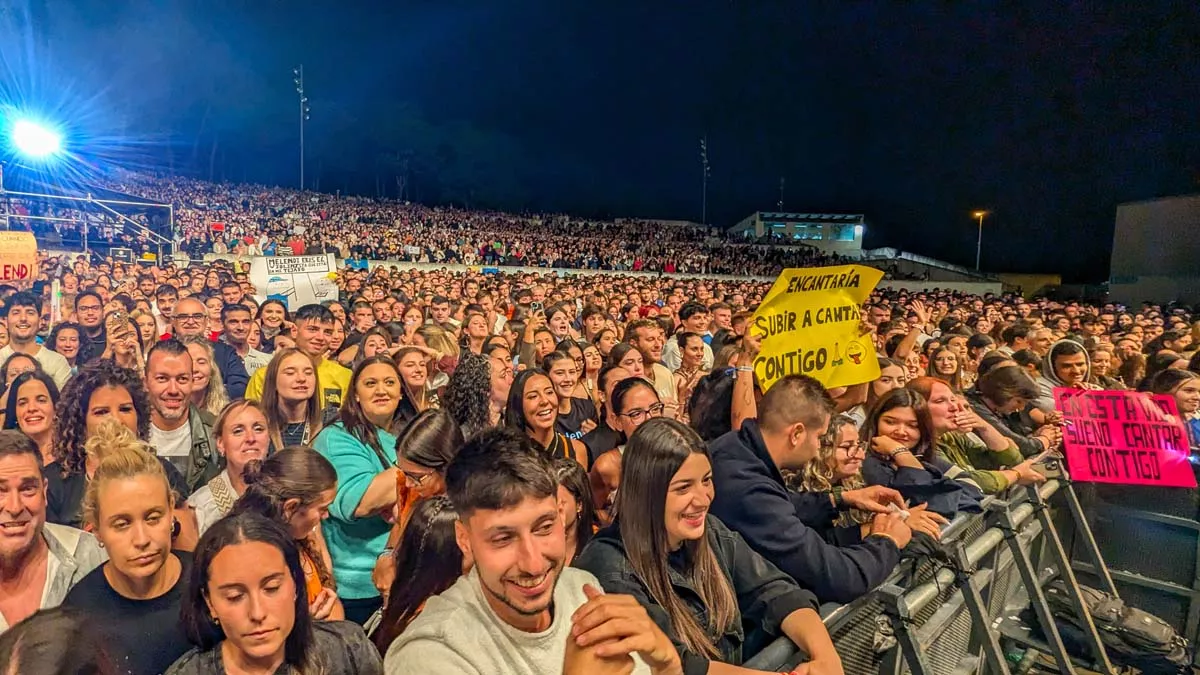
[1,244,1198,675]
[8,171,844,276]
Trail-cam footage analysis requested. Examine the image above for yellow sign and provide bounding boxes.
[0,232,37,282]
[750,264,883,391]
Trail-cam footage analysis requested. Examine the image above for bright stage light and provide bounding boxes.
[11,119,62,158]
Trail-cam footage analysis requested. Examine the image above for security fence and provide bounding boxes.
[745,469,1136,675]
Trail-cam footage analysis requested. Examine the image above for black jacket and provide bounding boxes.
[210,340,249,401]
[575,516,818,675]
[708,420,900,604]
[964,388,1043,459]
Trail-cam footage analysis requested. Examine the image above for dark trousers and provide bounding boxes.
[343,595,383,626]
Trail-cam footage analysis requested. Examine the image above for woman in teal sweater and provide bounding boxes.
[315,355,405,624]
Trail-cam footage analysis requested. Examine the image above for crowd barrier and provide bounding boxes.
[744,469,1131,674]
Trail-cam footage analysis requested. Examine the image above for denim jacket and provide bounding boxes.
[574,515,818,675]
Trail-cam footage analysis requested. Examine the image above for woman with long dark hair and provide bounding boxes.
[47,322,83,370]
[229,447,343,621]
[574,418,842,674]
[256,299,291,354]
[860,388,986,517]
[504,369,589,468]
[313,355,405,624]
[260,348,324,454]
[542,350,597,440]
[553,456,596,563]
[2,369,60,465]
[370,409,465,600]
[168,512,381,675]
[1149,369,1200,451]
[372,497,465,656]
[0,607,118,675]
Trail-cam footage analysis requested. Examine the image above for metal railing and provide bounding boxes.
[744,474,1127,674]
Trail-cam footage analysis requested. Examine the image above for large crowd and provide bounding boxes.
[8,171,844,276]
[0,235,1198,674]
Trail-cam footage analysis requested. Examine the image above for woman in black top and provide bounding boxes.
[543,350,598,441]
[574,418,843,675]
[44,360,192,531]
[61,421,195,675]
[169,513,382,674]
[260,347,324,454]
[504,369,589,468]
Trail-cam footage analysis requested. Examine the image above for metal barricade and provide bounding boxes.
[744,478,1121,674]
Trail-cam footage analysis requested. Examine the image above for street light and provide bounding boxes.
[972,210,988,270]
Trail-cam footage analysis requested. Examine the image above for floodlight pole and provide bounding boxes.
[294,65,311,191]
[699,136,711,225]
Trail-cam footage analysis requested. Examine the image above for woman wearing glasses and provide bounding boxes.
[788,414,877,543]
[589,377,664,523]
[370,409,464,602]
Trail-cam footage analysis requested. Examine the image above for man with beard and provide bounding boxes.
[169,297,248,400]
[625,320,679,416]
[0,293,72,389]
[383,427,679,675]
[0,431,105,633]
[72,290,107,365]
[144,339,220,494]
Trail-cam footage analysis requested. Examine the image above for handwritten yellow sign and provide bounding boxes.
[750,264,883,391]
[0,232,37,282]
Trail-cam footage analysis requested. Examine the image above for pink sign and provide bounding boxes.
[1054,388,1197,488]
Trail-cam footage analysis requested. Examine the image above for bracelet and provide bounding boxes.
[889,448,913,459]
[868,532,901,548]
[377,547,395,560]
[735,366,754,372]
[831,486,846,509]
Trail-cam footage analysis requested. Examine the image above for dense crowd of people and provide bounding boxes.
[0,245,1198,675]
[7,170,844,276]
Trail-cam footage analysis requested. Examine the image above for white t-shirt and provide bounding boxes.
[0,344,73,391]
[384,567,649,675]
[149,421,192,475]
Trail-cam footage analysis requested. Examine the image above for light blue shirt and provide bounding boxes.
[314,421,397,600]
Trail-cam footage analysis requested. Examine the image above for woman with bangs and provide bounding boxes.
[859,388,985,518]
[260,347,325,454]
[844,357,907,429]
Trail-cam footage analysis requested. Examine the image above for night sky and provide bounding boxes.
[5,1,1199,281]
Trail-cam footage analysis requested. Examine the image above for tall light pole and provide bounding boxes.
[973,210,988,270]
[699,136,711,224]
[293,65,311,190]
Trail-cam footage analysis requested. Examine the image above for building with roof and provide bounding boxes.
[728,211,865,254]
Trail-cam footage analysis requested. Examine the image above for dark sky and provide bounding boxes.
[5,1,1199,281]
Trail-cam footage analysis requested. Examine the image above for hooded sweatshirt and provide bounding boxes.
[1034,339,1097,412]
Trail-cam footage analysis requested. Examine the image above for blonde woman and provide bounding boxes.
[61,421,194,674]
[179,336,230,418]
[790,414,873,531]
